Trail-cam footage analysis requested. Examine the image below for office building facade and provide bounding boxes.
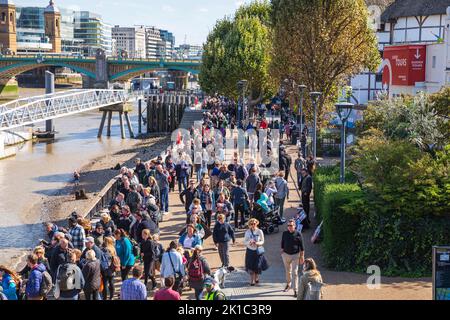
[112,25,146,58]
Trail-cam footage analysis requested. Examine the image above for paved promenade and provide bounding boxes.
[153,142,432,300]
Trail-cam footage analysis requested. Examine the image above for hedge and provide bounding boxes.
[314,164,450,277]
[321,183,364,270]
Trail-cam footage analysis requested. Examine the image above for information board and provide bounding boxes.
[433,246,450,300]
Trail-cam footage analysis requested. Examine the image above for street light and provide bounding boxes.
[237,80,248,128]
[310,92,322,160]
[335,102,354,184]
[297,84,307,139]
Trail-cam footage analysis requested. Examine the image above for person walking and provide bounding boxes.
[81,250,101,300]
[300,168,313,228]
[187,245,211,300]
[160,241,186,293]
[297,258,324,300]
[202,277,227,300]
[101,236,118,300]
[231,179,249,229]
[246,167,260,203]
[114,229,135,281]
[54,251,84,300]
[68,217,86,252]
[0,265,20,300]
[274,171,289,221]
[179,179,199,212]
[24,254,48,301]
[140,229,158,290]
[212,214,235,268]
[178,224,202,250]
[155,165,170,214]
[153,276,181,300]
[244,219,268,286]
[199,184,215,228]
[281,219,305,297]
[120,265,147,300]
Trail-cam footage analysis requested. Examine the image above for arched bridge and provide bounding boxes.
[0,54,201,86]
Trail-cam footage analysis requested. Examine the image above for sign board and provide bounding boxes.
[433,246,450,300]
[383,45,426,86]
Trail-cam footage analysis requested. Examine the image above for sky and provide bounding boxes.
[15,0,253,46]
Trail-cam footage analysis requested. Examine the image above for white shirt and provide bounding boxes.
[244,228,265,251]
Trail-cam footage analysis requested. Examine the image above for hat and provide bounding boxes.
[85,237,95,243]
[203,277,216,287]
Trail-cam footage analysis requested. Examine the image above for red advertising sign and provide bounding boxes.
[383,45,426,86]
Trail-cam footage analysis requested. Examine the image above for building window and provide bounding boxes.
[1,12,6,22]
[432,56,436,68]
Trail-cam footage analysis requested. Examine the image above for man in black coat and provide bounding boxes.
[300,169,313,228]
[179,179,199,212]
[131,212,159,243]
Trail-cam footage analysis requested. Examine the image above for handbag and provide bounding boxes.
[251,230,265,255]
[256,246,265,255]
[168,252,184,292]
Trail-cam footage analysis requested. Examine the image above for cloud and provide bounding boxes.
[199,7,209,13]
[162,5,175,13]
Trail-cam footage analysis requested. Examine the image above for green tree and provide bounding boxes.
[199,1,274,105]
[270,0,380,126]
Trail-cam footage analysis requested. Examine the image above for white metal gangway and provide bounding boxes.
[0,89,144,131]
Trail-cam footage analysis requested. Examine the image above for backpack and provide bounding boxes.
[100,250,112,272]
[188,257,204,282]
[305,281,324,300]
[39,270,53,297]
[111,255,121,272]
[131,239,141,257]
[57,264,77,291]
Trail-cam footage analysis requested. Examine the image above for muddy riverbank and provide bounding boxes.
[0,135,172,269]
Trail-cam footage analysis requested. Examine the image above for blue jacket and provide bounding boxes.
[1,273,17,300]
[26,263,46,298]
[178,233,202,249]
[213,221,235,244]
[116,237,135,267]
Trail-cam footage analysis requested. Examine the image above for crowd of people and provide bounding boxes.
[0,95,324,301]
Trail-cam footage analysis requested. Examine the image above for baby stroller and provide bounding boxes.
[251,204,281,235]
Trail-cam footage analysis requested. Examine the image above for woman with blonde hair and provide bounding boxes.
[101,236,118,300]
[100,212,116,236]
[0,265,20,300]
[244,218,268,286]
[148,176,160,203]
[297,258,324,300]
[19,246,50,279]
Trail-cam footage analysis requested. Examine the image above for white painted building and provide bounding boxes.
[351,0,450,104]
[112,25,146,58]
[144,26,161,59]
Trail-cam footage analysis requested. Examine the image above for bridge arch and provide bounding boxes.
[0,61,96,83]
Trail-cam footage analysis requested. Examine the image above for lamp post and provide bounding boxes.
[310,92,322,160]
[237,80,248,128]
[335,102,354,184]
[297,84,307,139]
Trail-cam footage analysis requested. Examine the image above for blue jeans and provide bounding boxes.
[178,176,187,193]
[160,187,169,212]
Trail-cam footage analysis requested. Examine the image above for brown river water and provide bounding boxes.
[0,88,138,264]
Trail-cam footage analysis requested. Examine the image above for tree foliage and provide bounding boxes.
[361,90,449,151]
[199,1,274,103]
[270,0,380,125]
